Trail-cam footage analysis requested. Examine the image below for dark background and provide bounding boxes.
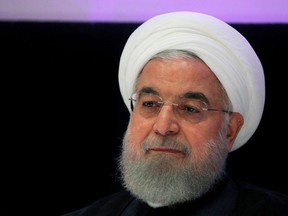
[1,22,287,215]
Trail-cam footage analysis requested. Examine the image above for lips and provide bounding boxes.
[148,147,183,154]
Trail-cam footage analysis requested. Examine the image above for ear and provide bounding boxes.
[226,112,244,152]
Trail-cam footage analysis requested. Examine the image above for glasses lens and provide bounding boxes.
[176,99,206,123]
[132,93,162,118]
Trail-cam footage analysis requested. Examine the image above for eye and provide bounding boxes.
[142,100,160,108]
[179,105,201,113]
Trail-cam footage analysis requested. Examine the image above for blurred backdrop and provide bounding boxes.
[1,1,287,215]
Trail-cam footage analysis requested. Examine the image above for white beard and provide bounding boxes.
[118,125,229,207]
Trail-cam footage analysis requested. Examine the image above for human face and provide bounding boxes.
[129,58,230,159]
[119,59,238,205]
[119,58,239,206]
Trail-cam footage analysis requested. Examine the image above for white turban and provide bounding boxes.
[118,11,265,151]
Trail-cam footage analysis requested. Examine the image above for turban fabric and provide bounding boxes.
[118,11,265,151]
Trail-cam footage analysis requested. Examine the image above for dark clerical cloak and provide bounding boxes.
[62,176,288,216]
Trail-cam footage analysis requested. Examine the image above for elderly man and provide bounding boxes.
[62,11,288,216]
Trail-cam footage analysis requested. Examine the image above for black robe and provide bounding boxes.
[62,176,288,216]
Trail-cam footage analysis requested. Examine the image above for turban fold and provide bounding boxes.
[118,11,265,151]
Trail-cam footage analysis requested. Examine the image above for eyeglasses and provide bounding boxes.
[129,93,232,124]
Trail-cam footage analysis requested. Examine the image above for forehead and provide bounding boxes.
[135,58,224,100]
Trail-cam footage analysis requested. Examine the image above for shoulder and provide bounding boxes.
[62,190,134,216]
[234,180,288,215]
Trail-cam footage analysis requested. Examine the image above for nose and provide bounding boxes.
[152,104,180,136]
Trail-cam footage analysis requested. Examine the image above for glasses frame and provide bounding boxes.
[129,93,232,123]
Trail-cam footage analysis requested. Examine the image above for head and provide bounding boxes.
[117,12,265,207]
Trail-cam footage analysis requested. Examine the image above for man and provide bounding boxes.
[63,11,288,215]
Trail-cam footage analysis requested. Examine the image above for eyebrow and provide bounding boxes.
[138,87,160,96]
[182,92,210,105]
[137,87,210,105]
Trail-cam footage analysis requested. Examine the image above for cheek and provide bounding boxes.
[184,122,223,154]
[127,115,153,155]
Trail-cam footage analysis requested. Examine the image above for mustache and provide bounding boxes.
[142,136,191,156]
